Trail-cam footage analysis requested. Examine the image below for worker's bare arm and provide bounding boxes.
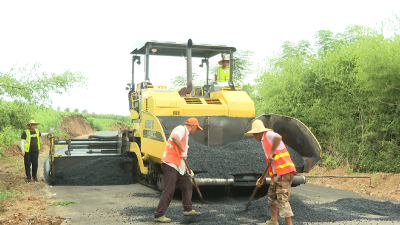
[171,134,185,152]
[268,134,282,161]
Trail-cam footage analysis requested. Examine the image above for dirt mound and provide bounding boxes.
[300,166,400,201]
[59,116,96,139]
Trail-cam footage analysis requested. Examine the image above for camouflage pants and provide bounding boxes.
[268,172,294,218]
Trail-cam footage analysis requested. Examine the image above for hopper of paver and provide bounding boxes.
[183,113,321,188]
[251,113,321,173]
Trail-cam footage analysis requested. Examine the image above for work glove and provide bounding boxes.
[188,170,194,178]
[182,156,187,160]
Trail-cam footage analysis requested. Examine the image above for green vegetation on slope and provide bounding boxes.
[252,19,400,173]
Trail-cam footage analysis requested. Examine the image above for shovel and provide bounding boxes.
[183,158,204,202]
[245,161,272,211]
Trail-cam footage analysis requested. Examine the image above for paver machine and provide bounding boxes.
[48,39,321,190]
[124,39,322,190]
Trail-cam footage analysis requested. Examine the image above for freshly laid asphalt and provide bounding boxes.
[43,132,400,224]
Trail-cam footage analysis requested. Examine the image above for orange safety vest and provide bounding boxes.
[161,125,187,166]
[262,131,297,178]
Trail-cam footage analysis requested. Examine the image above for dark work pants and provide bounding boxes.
[24,151,39,178]
[154,163,193,218]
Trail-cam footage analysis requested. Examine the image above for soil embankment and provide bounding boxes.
[0,115,128,225]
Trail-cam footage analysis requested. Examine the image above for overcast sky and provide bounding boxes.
[1,0,399,116]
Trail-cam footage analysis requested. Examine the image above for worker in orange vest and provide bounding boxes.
[245,119,297,225]
[154,118,203,223]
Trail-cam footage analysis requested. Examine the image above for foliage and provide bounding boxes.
[0,186,23,201]
[170,69,202,89]
[171,50,254,89]
[50,201,78,206]
[0,101,129,157]
[0,63,87,107]
[254,17,400,173]
[209,50,254,84]
[79,112,131,126]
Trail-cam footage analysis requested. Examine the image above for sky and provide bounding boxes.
[1,0,399,116]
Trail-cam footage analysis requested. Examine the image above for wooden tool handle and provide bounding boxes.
[183,159,203,200]
[246,161,272,210]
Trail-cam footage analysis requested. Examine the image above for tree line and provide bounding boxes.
[248,18,400,173]
[1,17,399,173]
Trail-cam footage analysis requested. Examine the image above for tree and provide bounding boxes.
[0,63,87,107]
[64,108,70,112]
[57,106,61,111]
[254,23,400,173]
[82,109,88,114]
[170,69,202,89]
[74,108,79,113]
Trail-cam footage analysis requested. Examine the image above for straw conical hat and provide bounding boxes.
[244,119,272,136]
[25,119,40,128]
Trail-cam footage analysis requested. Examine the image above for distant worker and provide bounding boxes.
[20,120,48,183]
[154,118,203,223]
[244,119,297,225]
[215,55,230,82]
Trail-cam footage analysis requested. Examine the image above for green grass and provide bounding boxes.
[50,201,78,206]
[0,186,23,201]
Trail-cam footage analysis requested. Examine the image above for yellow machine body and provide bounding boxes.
[132,85,255,168]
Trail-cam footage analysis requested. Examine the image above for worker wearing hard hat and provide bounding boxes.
[154,118,203,223]
[20,120,48,183]
[215,56,230,82]
[245,119,297,225]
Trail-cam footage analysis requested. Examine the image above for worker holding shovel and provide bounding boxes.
[154,118,202,223]
[245,119,297,225]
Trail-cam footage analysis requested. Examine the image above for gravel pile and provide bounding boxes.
[53,157,135,185]
[123,195,400,224]
[165,130,304,179]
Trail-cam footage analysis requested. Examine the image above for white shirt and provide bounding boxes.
[261,131,286,175]
[163,125,189,175]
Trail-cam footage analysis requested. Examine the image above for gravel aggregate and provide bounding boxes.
[123,194,400,224]
[53,157,135,185]
[165,129,304,179]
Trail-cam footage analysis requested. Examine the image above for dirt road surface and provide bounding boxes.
[44,145,400,224]
[45,178,400,225]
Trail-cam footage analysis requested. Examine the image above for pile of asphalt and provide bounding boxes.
[53,157,135,185]
[165,130,304,179]
[123,195,400,224]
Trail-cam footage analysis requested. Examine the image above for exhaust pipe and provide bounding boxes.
[186,39,193,94]
[229,50,235,90]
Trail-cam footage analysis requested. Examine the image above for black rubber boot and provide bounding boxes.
[33,176,38,182]
[25,176,31,183]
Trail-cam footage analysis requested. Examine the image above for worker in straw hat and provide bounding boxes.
[20,120,48,183]
[215,55,230,82]
[244,119,297,225]
[154,118,203,223]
